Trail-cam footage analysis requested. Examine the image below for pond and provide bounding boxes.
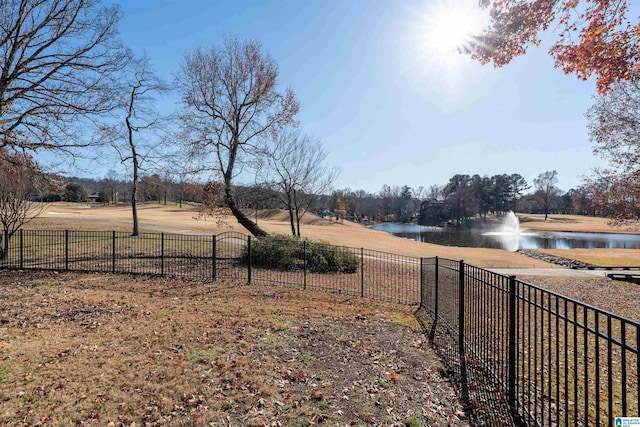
[370,223,640,251]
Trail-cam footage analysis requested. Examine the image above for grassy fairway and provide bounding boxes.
[25,202,618,268]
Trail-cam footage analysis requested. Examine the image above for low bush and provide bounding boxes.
[241,234,359,274]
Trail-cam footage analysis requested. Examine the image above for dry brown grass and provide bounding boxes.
[518,275,640,321]
[29,203,556,268]
[27,203,640,268]
[518,214,640,234]
[0,271,471,427]
[536,248,640,268]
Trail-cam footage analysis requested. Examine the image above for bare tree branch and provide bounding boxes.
[0,0,127,159]
[175,36,299,237]
[96,53,171,235]
[0,148,48,259]
[587,79,640,224]
[258,128,338,237]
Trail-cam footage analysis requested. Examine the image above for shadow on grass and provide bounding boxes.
[415,308,525,427]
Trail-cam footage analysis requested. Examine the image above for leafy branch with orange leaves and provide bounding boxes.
[471,0,639,93]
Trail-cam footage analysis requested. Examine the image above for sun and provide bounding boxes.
[417,0,489,71]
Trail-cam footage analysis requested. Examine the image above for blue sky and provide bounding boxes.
[106,0,607,193]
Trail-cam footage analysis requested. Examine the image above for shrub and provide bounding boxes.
[241,234,359,274]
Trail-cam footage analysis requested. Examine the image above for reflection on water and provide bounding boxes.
[370,223,640,251]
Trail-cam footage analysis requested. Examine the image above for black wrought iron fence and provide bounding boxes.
[1,230,220,280]
[0,230,420,304]
[420,257,640,427]
[2,229,639,426]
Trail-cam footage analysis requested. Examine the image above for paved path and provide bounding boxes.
[488,268,610,277]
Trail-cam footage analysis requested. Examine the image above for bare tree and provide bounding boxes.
[533,170,561,220]
[175,36,299,237]
[427,184,445,202]
[587,79,640,224]
[259,129,338,237]
[0,150,45,259]
[100,54,169,236]
[0,0,127,158]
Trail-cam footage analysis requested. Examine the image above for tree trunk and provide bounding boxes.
[0,228,14,261]
[224,184,267,237]
[131,168,139,236]
[286,192,296,236]
[0,229,7,261]
[125,84,139,236]
[293,189,301,237]
[295,210,301,238]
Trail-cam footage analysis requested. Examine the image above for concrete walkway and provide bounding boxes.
[488,268,611,277]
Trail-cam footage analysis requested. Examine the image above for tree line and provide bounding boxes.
[325,170,614,228]
[47,165,615,231]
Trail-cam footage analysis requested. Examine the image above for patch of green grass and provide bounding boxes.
[404,415,423,427]
[150,309,169,319]
[298,352,316,362]
[392,314,419,330]
[0,367,12,383]
[288,416,311,427]
[188,347,223,362]
[259,332,279,345]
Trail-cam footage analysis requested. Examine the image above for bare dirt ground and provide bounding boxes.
[0,272,468,427]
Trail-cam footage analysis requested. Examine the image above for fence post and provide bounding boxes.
[434,256,439,322]
[65,230,69,271]
[458,260,465,350]
[458,259,470,404]
[303,240,307,290]
[2,229,6,267]
[160,233,165,277]
[508,275,518,414]
[419,257,424,308]
[111,230,116,274]
[212,235,217,281]
[360,247,364,298]
[247,236,252,284]
[19,229,23,270]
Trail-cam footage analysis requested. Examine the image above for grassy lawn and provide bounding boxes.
[0,272,469,427]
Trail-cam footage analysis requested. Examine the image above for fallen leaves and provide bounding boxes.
[0,272,471,426]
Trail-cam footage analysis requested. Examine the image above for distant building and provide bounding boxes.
[418,199,449,226]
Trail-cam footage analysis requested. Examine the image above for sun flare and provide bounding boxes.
[418,0,488,71]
